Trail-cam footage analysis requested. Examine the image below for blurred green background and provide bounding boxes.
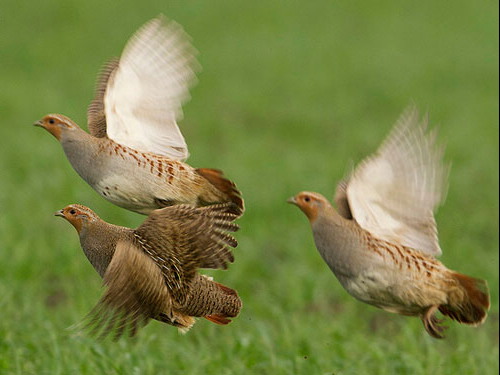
[0,1,498,374]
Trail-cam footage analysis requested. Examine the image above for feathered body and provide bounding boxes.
[289,107,489,338]
[311,203,488,324]
[55,117,240,214]
[36,16,243,216]
[56,203,242,339]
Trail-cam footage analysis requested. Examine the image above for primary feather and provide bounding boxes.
[103,16,199,160]
[346,106,449,256]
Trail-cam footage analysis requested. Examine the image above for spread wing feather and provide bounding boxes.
[346,106,449,256]
[84,240,172,340]
[101,16,199,160]
[134,203,239,305]
[87,59,119,138]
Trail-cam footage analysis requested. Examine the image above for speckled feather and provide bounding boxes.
[134,203,239,306]
[35,16,244,216]
[56,203,242,339]
[289,107,489,339]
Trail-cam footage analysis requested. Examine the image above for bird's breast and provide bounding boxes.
[66,138,198,213]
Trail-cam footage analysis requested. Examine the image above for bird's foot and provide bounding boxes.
[422,305,448,339]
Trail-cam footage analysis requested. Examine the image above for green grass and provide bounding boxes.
[0,0,498,374]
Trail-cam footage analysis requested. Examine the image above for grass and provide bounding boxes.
[0,0,498,374]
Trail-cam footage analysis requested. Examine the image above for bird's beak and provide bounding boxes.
[54,209,65,217]
[33,119,44,128]
[287,196,297,205]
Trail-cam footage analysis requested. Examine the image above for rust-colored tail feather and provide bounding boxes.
[203,281,242,325]
[213,281,238,296]
[196,168,244,216]
[205,314,232,325]
[439,272,490,325]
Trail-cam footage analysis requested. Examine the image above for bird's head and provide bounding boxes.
[287,191,330,222]
[34,114,79,140]
[55,204,100,234]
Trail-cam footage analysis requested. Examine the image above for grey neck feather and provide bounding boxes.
[311,207,367,282]
[60,128,105,185]
[79,221,133,278]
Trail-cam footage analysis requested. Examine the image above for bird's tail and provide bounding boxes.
[439,272,490,326]
[203,281,242,325]
[174,274,242,326]
[196,168,244,216]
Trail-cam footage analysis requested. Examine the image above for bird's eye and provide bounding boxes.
[69,209,76,215]
[48,119,55,124]
[304,196,311,202]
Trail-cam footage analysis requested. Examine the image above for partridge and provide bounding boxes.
[35,16,243,216]
[288,107,490,338]
[55,203,242,339]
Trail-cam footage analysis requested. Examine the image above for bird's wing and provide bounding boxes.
[102,16,199,161]
[334,178,353,219]
[84,240,172,340]
[134,203,239,305]
[87,59,119,138]
[346,106,449,256]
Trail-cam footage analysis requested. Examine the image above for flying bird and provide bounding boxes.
[35,16,243,216]
[55,203,242,339]
[288,107,489,338]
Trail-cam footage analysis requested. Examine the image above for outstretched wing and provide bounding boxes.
[346,106,449,256]
[84,240,172,340]
[87,59,119,138]
[92,16,199,161]
[134,203,239,305]
[334,178,353,220]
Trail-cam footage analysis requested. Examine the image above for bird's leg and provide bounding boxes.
[421,305,448,339]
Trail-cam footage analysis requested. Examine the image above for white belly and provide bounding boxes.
[94,174,155,212]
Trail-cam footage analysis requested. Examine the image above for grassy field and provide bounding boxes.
[0,0,498,374]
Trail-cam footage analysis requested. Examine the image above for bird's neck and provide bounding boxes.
[311,210,366,278]
[60,129,105,185]
[79,221,132,278]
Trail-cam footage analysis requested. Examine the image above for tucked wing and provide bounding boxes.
[346,106,449,256]
[103,16,199,160]
[134,203,239,305]
[84,240,172,340]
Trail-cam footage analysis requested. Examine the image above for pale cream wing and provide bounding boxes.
[105,16,199,161]
[346,106,449,256]
[85,240,172,340]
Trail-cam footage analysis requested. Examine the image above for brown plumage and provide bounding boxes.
[288,107,490,338]
[35,16,244,216]
[55,203,242,339]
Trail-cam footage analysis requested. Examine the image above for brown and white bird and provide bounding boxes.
[55,202,242,339]
[35,16,243,216]
[288,107,490,338]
